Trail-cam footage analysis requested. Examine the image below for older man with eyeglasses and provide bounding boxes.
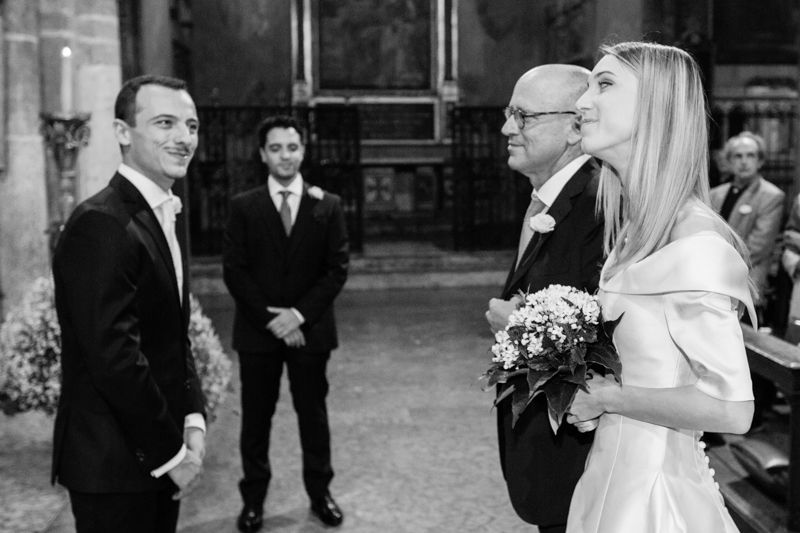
[484,64,604,533]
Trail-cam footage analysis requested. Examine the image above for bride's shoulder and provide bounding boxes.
[668,199,728,244]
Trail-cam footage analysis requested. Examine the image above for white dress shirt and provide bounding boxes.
[534,154,592,209]
[265,174,306,325]
[117,164,206,477]
[268,173,304,225]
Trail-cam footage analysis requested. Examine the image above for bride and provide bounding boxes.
[565,41,755,532]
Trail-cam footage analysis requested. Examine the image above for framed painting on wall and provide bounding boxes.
[317,0,432,90]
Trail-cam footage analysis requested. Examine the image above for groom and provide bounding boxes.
[485,65,604,533]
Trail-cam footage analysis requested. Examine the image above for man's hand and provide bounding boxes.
[282,328,306,348]
[184,427,206,462]
[168,448,202,500]
[783,248,800,279]
[266,307,302,339]
[485,295,523,333]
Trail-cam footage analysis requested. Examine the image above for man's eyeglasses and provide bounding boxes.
[503,106,577,129]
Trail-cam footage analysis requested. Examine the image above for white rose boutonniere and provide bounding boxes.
[530,213,556,233]
[307,186,325,200]
[738,204,753,215]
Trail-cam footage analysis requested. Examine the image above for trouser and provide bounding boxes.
[69,488,179,533]
[238,348,334,507]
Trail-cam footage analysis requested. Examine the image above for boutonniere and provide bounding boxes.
[530,213,556,233]
[307,186,325,200]
[738,204,753,215]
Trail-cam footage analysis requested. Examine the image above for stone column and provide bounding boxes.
[140,0,173,76]
[75,0,121,198]
[0,0,49,311]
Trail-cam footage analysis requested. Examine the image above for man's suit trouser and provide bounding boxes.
[68,488,179,533]
[238,348,333,506]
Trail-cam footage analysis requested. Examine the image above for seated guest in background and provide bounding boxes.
[710,131,785,432]
[710,131,785,313]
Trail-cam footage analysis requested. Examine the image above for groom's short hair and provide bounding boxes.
[114,74,189,126]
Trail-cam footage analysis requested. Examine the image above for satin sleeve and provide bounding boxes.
[664,290,754,401]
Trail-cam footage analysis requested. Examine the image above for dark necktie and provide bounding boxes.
[279,190,292,235]
[517,192,547,267]
[719,185,744,221]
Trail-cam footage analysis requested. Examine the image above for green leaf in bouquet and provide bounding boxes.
[567,344,586,371]
[585,342,622,379]
[482,366,528,389]
[527,368,557,397]
[601,312,625,341]
[561,364,588,387]
[544,380,580,434]
[511,383,533,427]
[494,381,517,407]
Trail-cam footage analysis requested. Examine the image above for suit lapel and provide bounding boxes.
[507,163,594,291]
[111,174,184,310]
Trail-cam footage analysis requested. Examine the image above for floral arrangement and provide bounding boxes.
[0,277,232,420]
[483,284,622,433]
[0,277,62,414]
[187,294,232,419]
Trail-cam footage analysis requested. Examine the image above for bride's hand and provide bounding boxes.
[567,373,619,427]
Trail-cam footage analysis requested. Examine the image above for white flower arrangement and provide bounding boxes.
[0,278,61,414]
[483,284,621,433]
[0,278,233,420]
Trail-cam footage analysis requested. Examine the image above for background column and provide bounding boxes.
[0,0,49,312]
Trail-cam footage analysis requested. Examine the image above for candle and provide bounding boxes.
[61,46,72,114]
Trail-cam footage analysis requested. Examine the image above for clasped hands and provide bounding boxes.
[266,306,305,347]
[567,373,619,433]
[168,427,206,500]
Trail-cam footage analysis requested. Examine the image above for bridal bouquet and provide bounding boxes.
[482,284,622,433]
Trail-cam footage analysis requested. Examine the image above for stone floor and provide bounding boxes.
[3,286,539,532]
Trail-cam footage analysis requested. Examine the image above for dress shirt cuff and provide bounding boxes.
[291,308,306,325]
[151,444,186,478]
[184,413,206,433]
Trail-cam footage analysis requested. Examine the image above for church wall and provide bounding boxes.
[457,0,544,106]
[190,0,292,105]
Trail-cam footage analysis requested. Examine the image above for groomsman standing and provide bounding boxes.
[485,65,604,533]
[52,75,207,533]
[224,115,349,532]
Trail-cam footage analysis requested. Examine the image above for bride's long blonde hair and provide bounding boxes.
[597,41,749,280]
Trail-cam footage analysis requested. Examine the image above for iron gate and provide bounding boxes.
[451,106,528,250]
[186,105,363,256]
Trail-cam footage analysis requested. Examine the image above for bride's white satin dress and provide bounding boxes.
[566,232,755,533]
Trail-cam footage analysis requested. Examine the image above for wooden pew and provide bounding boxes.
[710,324,800,533]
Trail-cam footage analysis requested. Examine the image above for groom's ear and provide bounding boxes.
[113,119,132,148]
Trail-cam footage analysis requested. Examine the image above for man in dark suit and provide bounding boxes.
[485,65,604,533]
[51,75,207,533]
[223,115,349,532]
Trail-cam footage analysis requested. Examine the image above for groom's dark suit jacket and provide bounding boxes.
[498,160,604,527]
[51,173,206,493]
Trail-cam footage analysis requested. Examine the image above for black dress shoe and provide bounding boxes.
[310,494,344,527]
[237,505,263,533]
